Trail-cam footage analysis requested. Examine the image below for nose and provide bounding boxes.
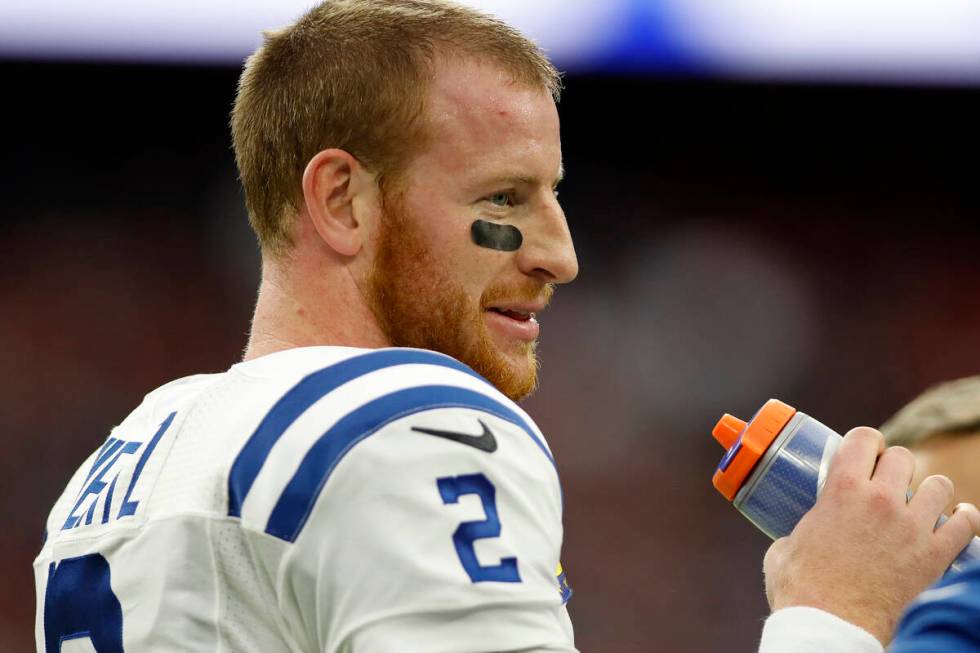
[516,194,579,284]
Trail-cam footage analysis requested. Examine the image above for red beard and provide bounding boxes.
[367,190,551,401]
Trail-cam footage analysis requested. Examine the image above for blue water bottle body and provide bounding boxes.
[714,401,980,574]
[733,412,840,540]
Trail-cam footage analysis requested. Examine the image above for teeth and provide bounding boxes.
[488,307,534,318]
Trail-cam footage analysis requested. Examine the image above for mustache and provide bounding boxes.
[480,281,555,309]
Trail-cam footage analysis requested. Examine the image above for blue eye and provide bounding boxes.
[487,192,511,207]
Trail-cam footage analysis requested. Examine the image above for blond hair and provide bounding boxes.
[881,376,980,447]
[231,0,561,255]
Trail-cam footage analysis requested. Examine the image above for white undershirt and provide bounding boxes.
[759,607,884,653]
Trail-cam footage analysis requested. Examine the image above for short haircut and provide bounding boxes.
[231,0,561,255]
[880,376,980,447]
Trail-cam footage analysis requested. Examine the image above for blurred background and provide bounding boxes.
[4,0,980,650]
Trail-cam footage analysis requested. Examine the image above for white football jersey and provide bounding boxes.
[35,346,575,652]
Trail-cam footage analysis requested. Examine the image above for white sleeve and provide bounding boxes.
[277,407,576,653]
[759,607,883,653]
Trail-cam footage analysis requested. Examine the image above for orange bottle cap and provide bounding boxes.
[712,414,747,449]
[711,399,796,501]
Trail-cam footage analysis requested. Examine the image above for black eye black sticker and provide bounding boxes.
[471,219,523,252]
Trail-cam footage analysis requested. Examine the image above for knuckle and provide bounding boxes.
[828,474,859,495]
[869,485,898,512]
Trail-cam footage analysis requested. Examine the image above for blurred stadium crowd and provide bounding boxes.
[2,61,979,650]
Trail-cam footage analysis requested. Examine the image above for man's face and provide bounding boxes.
[911,431,980,515]
[367,56,577,401]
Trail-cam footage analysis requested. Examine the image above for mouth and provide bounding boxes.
[485,298,547,321]
[483,301,545,343]
[486,307,535,322]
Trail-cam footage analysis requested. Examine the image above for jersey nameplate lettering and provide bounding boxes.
[61,412,176,531]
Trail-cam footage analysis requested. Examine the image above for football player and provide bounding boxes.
[34,1,979,651]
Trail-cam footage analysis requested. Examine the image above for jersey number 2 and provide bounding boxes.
[436,473,521,583]
[43,553,124,653]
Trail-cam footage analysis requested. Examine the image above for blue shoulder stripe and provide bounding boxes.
[264,384,554,542]
[228,349,485,518]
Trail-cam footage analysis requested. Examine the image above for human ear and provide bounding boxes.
[301,148,376,257]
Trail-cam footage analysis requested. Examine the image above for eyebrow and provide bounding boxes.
[487,165,565,189]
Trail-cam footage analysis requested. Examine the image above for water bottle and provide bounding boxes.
[711,398,980,573]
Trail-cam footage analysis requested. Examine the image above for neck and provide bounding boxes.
[243,245,390,361]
